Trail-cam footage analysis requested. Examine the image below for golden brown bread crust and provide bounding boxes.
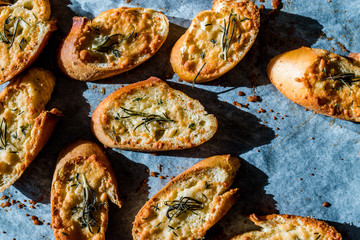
[132,155,240,239]
[0,68,62,192]
[91,77,217,151]
[51,140,122,240]
[0,0,57,84]
[170,0,260,83]
[58,7,169,81]
[232,214,342,240]
[267,47,360,122]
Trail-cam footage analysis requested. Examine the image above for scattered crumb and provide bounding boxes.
[2,231,5,233]
[159,176,166,179]
[126,0,131,3]
[258,108,266,113]
[256,149,260,152]
[233,101,242,107]
[101,87,106,94]
[269,109,274,112]
[276,127,280,130]
[238,91,245,96]
[272,0,281,9]
[323,202,331,207]
[18,203,25,209]
[1,201,10,208]
[0,195,7,200]
[170,176,176,180]
[158,164,162,172]
[310,137,315,140]
[310,173,314,176]
[150,171,159,177]
[304,108,308,111]
[248,95,260,102]
[25,214,30,217]
[299,178,303,181]
[273,116,277,120]
[150,152,158,156]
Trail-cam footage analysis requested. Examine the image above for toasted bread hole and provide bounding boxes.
[199,120,205,126]
[155,129,165,141]
[23,2,34,10]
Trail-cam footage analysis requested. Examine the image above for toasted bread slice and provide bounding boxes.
[170,0,260,83]
[58,7,169,81]
[267,47,360,122]
[91,77,217,151]
[133,155,240,240]
[0,0,57,84]
[51,140,122,240]
[0,68,61,192]
[232,214,342,240]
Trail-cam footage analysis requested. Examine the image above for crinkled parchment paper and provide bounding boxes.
[0,0,359,239]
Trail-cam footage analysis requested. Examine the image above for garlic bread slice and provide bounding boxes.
[170,0,260,83]
[0,0,57,84]
[51,140,122,240]
[133,155,240,240]
[232,214,342,240]
[0,68,61,192]
[91,77,217,151]
[58,7,169,81]
[267,47,360,122]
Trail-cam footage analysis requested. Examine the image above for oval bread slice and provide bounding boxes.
[170,0,260,83]
[0,68,62,192]
[51,140,122,240]
[132,155,240,240]
[91,77,217,151]
[58,7,169,81]
[231,214,342,240]
[267,47,360,122]
[0,0,57,84]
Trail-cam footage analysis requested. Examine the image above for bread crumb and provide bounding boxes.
[323,202,331,207]
[256,149,260,152]
[150,171,159,177]
[258,108,266,113]
[159,176,166,179]
[158,164,162,172]
[238,91,245,96]
[269,109,274,112]
[248,95,260,102]
[170,176,175,180]
[233,101,242,107]
[273,116,277,120]
[304,108,308,111]
[310,137,315,140]
[276,127,280,130]
[101,87,106,94]
[299,178,303,180]
[310,173,314,176]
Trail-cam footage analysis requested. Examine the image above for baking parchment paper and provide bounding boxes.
[0,0,360,239]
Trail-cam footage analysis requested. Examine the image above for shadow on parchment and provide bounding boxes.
[155,81,275,158]
[105,148,150,240]
[206,159,278,239]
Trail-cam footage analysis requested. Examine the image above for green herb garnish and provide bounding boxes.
[192,62,206,88]
[151,203,160,211]
[200,52,205,59]
[188,123,195,130]
[210,39,217,45]
[93,25,135,53]
[164,197,204,221]
[134,97,142,101]
[8,17,20,49]
[119,107,175,132]
[112,49,121,58]
[204,182,211,189]
[0,118,8,149]
[322,73,360,96]
[158,99,163,105]
[19,37,27,51]
[155,222,162,227]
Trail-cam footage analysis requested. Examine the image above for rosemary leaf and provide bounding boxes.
[192,62,207,88]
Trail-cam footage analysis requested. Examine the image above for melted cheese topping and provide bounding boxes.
[0,1,52,74]
[134,168,230,239]
[0,69,54,190]
[179,8,258,77]
[52,158,109,239]
[99,82,216,150]
[78,8,168,66]
[302,49,360,120]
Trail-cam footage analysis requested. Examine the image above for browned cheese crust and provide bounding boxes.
[0,0,57,84]
[51,140,122,240]
[232,214,342,240]
[170,0,260,83]
[91,77,218,151]
[267,47,360,122]
[133,155,240,240]
[58,7,169,81]
[0,68,62,192]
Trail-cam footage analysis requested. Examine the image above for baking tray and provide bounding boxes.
[0,0,359,239]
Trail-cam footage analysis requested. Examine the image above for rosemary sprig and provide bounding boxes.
[78,174,103,234]
[92,25,135,53]
[220,12,237,61]
[7,17,19,49]
[19,37,27,50]
[119,107,174,132]
[192,62,206,88]
[164,197,204,221]
[0,118,8,149]
[322,73,360,96]
[1,15,11,44]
